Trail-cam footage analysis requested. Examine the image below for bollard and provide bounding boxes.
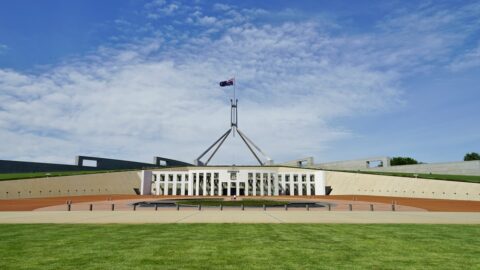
[155,204,158,211]
[349,204,353,211]
[133,204,137,211]
[241,204,244,211]
[67,203,71,211]
[220,204,223,211]
[285,204,288,211]
[263,204,266,211]
[198,204,201,211]
[392,204,396,211]
[177,204,180,211]
[306,204,309,211]
[89,204,93,211]
[328,204,331,211]
[370,204,374,211]
[111,204,115,211]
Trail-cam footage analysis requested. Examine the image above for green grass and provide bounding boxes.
[331,169,480,184]
[176,199,289,207]
[0,224,478,269]
[0,170,134,181]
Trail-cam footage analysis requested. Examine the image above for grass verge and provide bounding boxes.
[0,224,478,270]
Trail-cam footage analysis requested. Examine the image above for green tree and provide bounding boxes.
[464,152,480,161]
[390,156,419,166]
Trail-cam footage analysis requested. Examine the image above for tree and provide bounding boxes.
[390,156,419,166]
[464,152,480,161]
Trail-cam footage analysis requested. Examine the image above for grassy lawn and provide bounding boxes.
[0,224,478,269]
[2,168,479,184]
[176,199,289,207]
[331,170,480,184]
[0,170,134,181]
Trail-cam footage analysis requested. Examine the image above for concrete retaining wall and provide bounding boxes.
[0,155,192,174]
[315,159,480,176]
[365,160,480,176]
[317,157,391,170]
[0,171,141,199]
[326,171,480,201]
[1,169,479,201]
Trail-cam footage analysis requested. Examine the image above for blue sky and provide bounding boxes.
[0,0,479,165]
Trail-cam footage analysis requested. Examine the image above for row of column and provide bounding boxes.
[152,172,322,196]
[278,174,316,196]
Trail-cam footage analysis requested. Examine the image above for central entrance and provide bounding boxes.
[221,188,245,196]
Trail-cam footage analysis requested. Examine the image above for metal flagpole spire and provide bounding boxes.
[232,77,237,137]
[194,78,272,166]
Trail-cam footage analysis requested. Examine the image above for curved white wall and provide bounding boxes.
[0,171,141,199]
[326,171,480,201]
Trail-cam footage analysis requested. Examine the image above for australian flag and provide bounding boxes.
[219,78,234,87]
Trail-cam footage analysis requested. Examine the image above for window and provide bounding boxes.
[82,160,97,167]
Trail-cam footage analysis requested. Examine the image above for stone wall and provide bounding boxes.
[326,171,480,201]
[0,171,141,199]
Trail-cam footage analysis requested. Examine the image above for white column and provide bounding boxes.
[289,174,294,196]
[314,171,326,195]
[267,173,272,196]
[245,178,249,196]
[306,174,311,196]
[188,173,193,196]
[156,174,161,195]
[163,174,169,195]
[180,174,185,196]
[298,174,303,196]
[195,173,200,196]
[201,173,206,196]
[140,170,152,195]
[273,173,279,196]
[227,180,231,196]
[260,173,264,196]
[210,173,215,196]
[172,174,178,196]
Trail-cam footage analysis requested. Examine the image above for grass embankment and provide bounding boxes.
[332,170,480,184]
[0,170,134,181]
[176,199,289,206]
[0,224,478,269]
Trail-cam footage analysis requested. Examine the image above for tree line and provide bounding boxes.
[389,152,479,166]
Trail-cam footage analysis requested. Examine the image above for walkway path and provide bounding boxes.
[0,211,479,224]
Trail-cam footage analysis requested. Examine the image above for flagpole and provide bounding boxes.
[233,76,236,137]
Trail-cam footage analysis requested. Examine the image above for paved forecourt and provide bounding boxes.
[0,210,479,224]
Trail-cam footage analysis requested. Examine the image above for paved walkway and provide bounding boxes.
[0,211,479,224]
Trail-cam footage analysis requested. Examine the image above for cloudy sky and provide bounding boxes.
[0,0,479,165]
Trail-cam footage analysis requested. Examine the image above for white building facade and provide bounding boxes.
[140,166,326,196]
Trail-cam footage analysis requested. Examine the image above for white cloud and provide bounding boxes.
[0,44,8,54]
[449,44,480,71]
[1,1,478,165]
[145,0,180,19]
[0,18,403,165]
[371,2,480,72]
